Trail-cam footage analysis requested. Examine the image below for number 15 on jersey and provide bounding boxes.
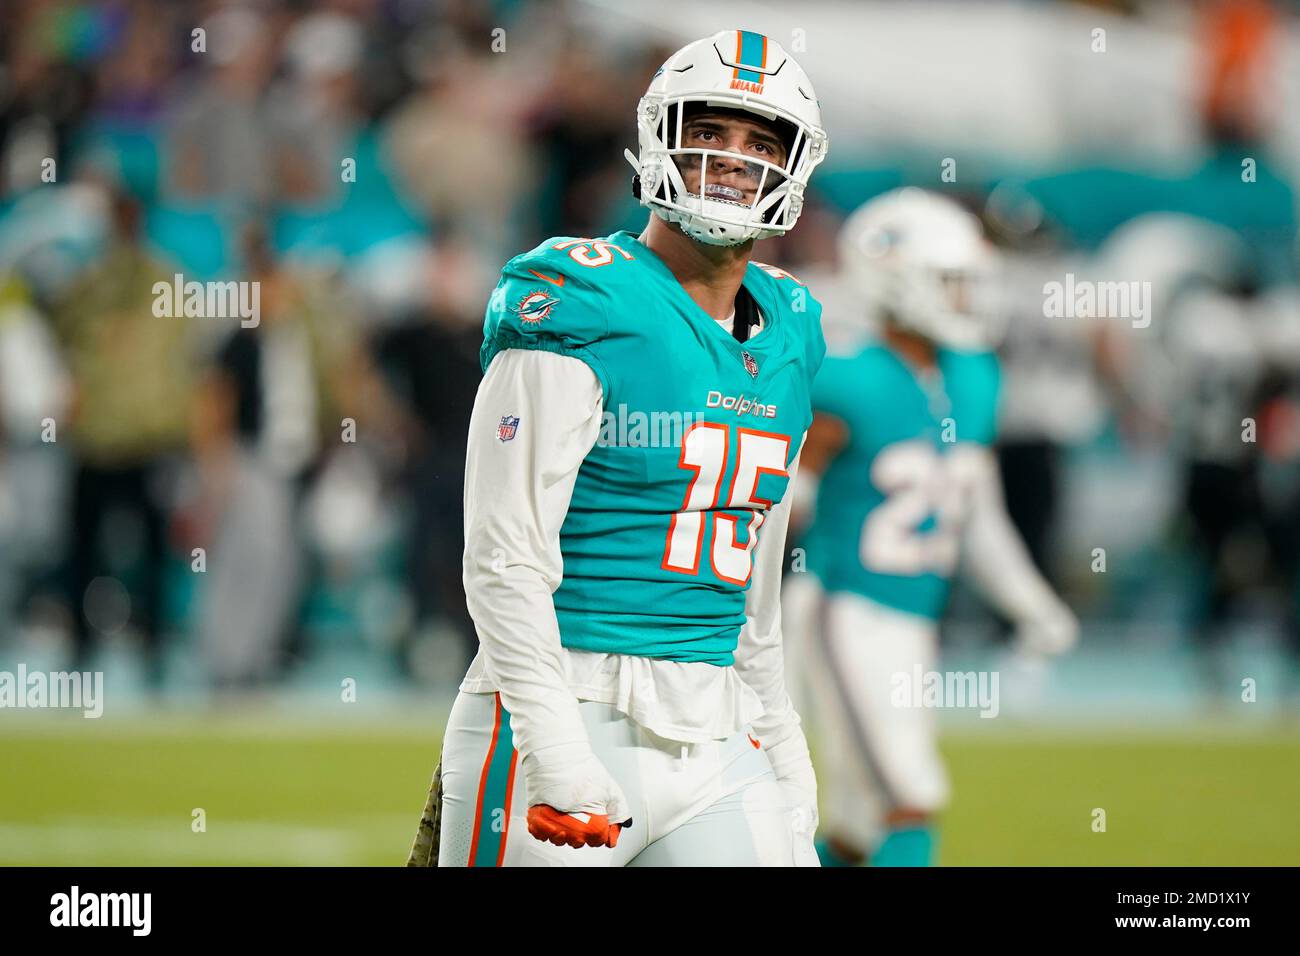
[662,422,791,587]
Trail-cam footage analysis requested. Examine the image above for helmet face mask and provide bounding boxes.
[626,31,829,247]
[669,105,793,206]
[881,260,1002,351]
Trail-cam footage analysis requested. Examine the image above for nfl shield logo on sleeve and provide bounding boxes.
[497,415,520,442]
[742,350,759,378]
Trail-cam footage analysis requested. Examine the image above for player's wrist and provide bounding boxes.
[757,724,814,785]
[1013,599,1079,655]
[761,731,819,850]
[521,739,599,776]
[521,740,632,824]
[484,685,590,762]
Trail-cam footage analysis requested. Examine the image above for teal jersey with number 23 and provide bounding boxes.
[804,342,1001,620]
[481,231,826,666]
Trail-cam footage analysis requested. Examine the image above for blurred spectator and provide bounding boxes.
[50,182,194,684]
[523,37,669,239]
[188,220,375,688]
[0,271,72,639]
[0,1,97,198]
[266,11,366,208]
[371,235,487,674]
[1198,0,1280,149]
[385,27,535,259]
[984,183,1108,586]
[166,6,277,207]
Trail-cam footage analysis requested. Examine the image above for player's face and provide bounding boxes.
[674,113,788,205]
[939,270,976,314]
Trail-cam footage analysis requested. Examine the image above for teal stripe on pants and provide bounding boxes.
[471,698,516,866]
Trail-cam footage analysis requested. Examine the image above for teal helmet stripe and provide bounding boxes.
[734,30,767,84]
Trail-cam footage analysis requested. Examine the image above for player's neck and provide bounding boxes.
[884,325,937,371]
[639,216,753,324]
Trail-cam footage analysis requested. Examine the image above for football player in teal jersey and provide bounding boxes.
[407,30,831,866]
[783,188,1079,867]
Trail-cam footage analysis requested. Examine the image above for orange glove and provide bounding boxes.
[526,806,629,849]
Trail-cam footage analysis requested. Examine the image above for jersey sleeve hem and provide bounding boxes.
[485,333,612,398]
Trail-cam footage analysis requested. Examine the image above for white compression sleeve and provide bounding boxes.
[462,348,603,758]
[957,445,1069,625]
[733,448,807,750]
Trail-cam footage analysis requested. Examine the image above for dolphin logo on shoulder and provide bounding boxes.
[514,289,560,325]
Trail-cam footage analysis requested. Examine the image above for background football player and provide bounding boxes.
[784,188,1079,867]
[409,30,831,866]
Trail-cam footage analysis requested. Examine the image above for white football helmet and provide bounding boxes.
[624,30,829,246]
[839,188,1002,349]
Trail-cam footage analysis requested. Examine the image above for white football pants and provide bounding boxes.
[783,574,950,852]
[437,690,814,866]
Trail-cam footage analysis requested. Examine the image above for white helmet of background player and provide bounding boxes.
[624,30,829,246]
[839,188,1002,349]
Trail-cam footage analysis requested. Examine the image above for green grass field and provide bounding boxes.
[939,726,1300,865]
[2,714,1297,865]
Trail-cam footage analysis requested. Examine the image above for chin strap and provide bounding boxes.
[626,149,643,200]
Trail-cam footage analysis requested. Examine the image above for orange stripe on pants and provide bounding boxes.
[466,693,503,867]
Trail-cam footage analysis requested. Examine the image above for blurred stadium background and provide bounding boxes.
[1,0,1299,865]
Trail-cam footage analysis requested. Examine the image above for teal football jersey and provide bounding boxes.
[481,231,825,665]
[804,342,1000,619]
